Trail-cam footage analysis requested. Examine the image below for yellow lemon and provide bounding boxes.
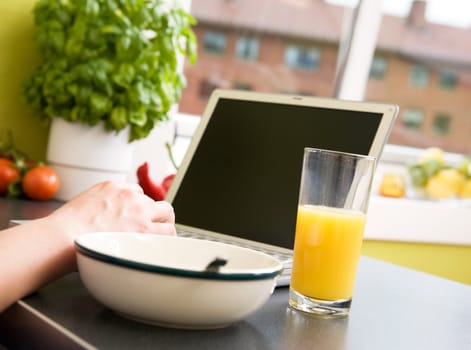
[379,173,406,198]
[459,179,471,199]
[419,147,445,166]
[425,168,465,199]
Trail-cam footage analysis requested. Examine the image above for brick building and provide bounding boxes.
[179,0,471,154]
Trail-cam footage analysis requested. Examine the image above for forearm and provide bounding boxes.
[0,217,76,312]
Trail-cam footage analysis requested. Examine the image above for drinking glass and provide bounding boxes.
[289,147,376,317]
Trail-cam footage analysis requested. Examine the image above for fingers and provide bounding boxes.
[107,181,144,195]
[147,201,176,236]
[124,182,144,194]
[151,201,175,224]
[148,222,177,236]
[67,180,177,237]
[135,198,176,235]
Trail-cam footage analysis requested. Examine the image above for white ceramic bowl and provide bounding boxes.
[75,232,283,329]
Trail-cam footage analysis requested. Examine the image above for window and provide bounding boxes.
[410,64,429,87]
[182,0,471,155]
[232,82,253,90]
[203,31,226,55]
[403,108,424,130]
[369,56,388,79]
[284,45,320,71]
[199,78,228,99]
[439,69,458,90]
[235,37,259,60]
[433,114,451,135]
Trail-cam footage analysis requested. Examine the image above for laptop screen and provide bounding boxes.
[171,94,394,250]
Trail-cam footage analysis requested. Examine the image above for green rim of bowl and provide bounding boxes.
[75,242,283,281]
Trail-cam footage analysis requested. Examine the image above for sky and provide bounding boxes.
[327,0,471,28]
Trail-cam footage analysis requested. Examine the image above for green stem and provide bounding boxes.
[0,129,29,162]
[165,142,179,171]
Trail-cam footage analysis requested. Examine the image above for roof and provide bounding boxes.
[191,0,471,68]
[378,15,471,67]
[191,0,345,42]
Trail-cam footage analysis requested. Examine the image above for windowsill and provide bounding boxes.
[366,144,470,246]
[365,195,471,246]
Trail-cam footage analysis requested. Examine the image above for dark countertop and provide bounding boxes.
[0,197,62,228]
[1,198,471,350]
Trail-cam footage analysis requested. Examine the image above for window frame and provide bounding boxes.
[410,63,430,88]
[432,113,451,136]
[369,56,388,80]
[402,108,424,130]
[284,45,321,71]
[439,69,458,90]
[203,31,227,55]
[235,36,260,61]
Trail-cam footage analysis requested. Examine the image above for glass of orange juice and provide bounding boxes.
[289,147,376,317]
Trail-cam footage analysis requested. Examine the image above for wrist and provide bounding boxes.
[35,215,79,274]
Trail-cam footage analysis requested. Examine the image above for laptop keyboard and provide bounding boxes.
[177,229,293,272]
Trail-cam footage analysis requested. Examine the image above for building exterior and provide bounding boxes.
[179,0,471,154]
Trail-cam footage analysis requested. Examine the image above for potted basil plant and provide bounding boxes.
[22,0,197,200]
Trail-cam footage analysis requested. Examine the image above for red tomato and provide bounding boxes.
[22,165,60,201]
[161,173,175,192]
[0,158,20,196]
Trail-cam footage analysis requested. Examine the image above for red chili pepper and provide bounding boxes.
[161,173,175,192]
[137,162,166,201]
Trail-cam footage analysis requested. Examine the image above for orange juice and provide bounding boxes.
[291,204,366,301]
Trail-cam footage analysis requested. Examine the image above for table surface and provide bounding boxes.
[1,198,471,350]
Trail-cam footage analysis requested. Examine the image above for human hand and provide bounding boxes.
[49,181,176,241]
[0,181,176,311]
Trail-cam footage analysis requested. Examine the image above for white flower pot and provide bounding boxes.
[47,118,134,201]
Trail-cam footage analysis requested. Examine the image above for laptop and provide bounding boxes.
[166,89,398,286]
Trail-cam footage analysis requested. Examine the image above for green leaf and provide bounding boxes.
[70,106,80,121]
[7,179,23,199]
[116,35,132,60]
[76,85,93,104]
[129,107,147,127]
[65,37,83,58]
[112,63,135,88]
[108,106,128,130]
[90,93,112,117]
[85,0,100,16]
[101,25,122,35]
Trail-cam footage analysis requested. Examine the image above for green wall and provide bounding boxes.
[0,1,49,161]
[362,240,471,285]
